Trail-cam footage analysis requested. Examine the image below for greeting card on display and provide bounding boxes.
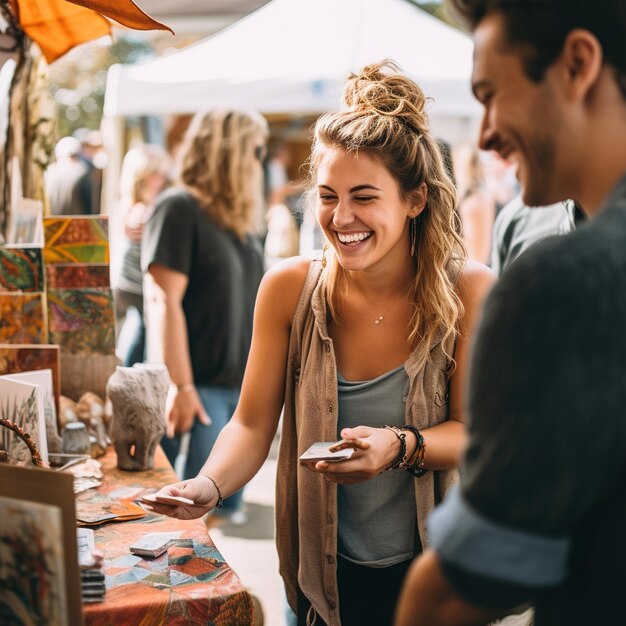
[3,369,57,451]
[0,376,48,464]
[0,292,47,344]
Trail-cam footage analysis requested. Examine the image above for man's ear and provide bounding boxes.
[560,29,603,103]
[408,183,428,218]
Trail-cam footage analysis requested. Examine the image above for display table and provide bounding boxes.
[81,447,254,626]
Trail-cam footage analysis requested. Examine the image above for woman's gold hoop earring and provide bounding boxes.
[321,243,330,269]
[410,218,417,257]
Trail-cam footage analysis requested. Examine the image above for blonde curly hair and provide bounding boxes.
[177,110,268,239]
[307,60,466,370]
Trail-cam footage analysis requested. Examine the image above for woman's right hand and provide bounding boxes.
[166,385,211,438]
[143,475,220,520]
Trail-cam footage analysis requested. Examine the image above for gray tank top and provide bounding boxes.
[337,364,418,567]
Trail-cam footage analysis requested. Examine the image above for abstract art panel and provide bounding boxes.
[47,288,115,355]
[43,216,109,265]
[46,263,110,289]
[0,245,43,291]
[0,293,46,344]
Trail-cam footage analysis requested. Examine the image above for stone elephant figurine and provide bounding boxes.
[107,364,169,471]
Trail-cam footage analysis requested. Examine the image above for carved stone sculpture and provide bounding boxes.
[106,364,169,471]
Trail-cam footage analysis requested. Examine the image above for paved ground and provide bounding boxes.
[207,433,288,626]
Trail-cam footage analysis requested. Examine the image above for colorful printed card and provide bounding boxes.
[47,288,115,354]
[0,292,47,344]
[0,245,44,292]
[43,216,109,265]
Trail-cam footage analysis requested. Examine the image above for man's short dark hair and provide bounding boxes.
[445,0,626,99]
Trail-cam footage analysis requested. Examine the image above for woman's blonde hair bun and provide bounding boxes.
[343,59,428,135]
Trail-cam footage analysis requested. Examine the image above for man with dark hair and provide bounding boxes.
[396,1,626,625]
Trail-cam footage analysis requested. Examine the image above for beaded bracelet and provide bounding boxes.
[384,425,408,470]
[401,425,428,478]
[198,474,224,508]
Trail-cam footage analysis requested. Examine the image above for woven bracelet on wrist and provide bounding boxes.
[384,425,407,470]
[200,474,223,508]
[401,425,428,478]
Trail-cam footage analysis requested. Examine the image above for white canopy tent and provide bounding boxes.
[104,0,480,122]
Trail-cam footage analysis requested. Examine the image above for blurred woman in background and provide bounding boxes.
[142,110,268,524]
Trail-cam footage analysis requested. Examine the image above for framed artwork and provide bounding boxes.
[0,464,83,626]
[0,344,61,412]
[0,376,48,464]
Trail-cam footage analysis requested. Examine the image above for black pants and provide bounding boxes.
[297,556,413,626]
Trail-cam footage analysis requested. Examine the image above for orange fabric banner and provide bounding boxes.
[16,0,111,63]
[67,0,174,34]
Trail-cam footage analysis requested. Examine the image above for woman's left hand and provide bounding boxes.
[303,426,401,484]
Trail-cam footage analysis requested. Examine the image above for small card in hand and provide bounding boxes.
[299,442,356,463]
[141,493,197,507]
[129,533,173,558]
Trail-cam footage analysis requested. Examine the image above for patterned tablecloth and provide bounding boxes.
[81,447,254,626]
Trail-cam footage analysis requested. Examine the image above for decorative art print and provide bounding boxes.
[45,263,110,289]
[43,217,109,265]
[0,464,83,625]
[0,496,67,625]
[47,288,115,355]
[0,245,44,292]
[0,293,47,344]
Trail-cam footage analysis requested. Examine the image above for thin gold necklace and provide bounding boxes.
[350,277,411,325]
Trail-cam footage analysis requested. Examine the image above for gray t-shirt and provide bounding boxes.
[337,365,417,567]
[490,197,574,274]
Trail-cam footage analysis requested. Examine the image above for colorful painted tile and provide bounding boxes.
[0,344,61,410]
[47,288,115,355]
[0,246,44,292]
[45,263,110,289]
[0,293,46,344]
[43,217,109,265]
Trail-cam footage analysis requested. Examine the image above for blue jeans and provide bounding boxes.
[160,385,243,513]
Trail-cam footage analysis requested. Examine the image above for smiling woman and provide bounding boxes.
[146,60,496,626]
